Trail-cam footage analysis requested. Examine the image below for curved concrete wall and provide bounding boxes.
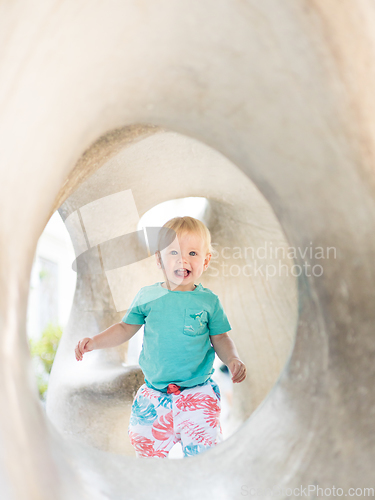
[1,1,375,499]
[45,129,297,455]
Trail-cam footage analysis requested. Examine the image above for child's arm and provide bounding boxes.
[75,322,142,361]
[210,332,247,383]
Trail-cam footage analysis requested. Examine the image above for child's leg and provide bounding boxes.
[128,384,178,458]
[173,378,223,458]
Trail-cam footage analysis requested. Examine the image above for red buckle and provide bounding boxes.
[167,383,181,395]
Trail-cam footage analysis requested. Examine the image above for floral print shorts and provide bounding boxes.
[128,377,223,458]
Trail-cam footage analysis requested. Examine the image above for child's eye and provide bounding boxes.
[189,251,197,256]
[171,250,178,255]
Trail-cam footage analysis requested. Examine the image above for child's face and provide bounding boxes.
[156,232,211,290]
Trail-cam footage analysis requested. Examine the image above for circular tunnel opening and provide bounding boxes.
[45,127,298,461]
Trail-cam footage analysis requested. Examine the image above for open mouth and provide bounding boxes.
[174,268,191,278]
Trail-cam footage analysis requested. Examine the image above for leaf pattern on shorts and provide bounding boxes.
[179,419,213,446]
[151,410,174,441]
[175,393,219,412]
[204,404,221,428]
[183,443,210,457]
[141,387,159,400]
[130,395,158,426]
[211,381,221,402]
[128,432,169,458]
[176,393,221,428]
[156,394,173,409]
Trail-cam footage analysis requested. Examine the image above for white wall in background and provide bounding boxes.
[27,212,77,340]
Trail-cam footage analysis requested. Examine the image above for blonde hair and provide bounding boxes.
[157,216,213,255]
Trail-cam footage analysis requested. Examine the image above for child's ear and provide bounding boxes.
[155,251,162,268]
[204,252,212,270]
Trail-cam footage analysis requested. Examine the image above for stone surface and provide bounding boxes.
[46,131,296,454]
[1,1,375,499]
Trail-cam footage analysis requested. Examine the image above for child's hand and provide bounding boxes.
[75,337,94,361]
[227,357,247,383]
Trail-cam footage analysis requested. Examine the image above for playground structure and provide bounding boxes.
[1,1,375,499]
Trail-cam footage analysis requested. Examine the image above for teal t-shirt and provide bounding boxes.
[121,282,231,390]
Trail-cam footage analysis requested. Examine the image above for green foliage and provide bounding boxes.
[38,268,49,281]
[34,374,49,400]
[29,322,62,399]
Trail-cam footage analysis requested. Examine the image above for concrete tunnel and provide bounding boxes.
[0,1,375,499]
